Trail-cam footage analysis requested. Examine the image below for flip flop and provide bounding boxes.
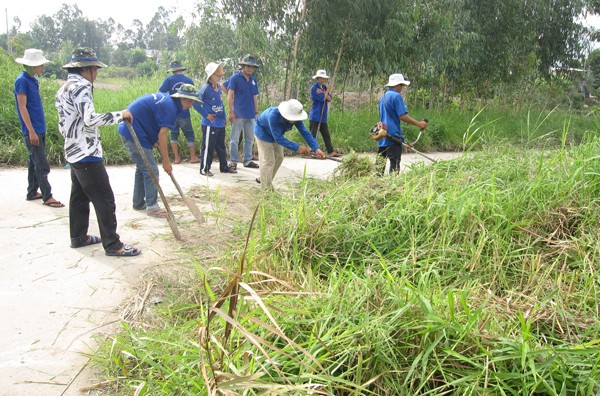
[148,209,168,218]
[190,158,200,163]
[71,235,102,248]
[26,192,43,201]
[43,200,65,208]
[105,244,141,257]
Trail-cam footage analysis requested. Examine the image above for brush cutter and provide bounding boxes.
[125,121,182,241]
[392,119,437,163]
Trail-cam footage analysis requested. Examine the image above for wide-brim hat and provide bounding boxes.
[278,99,307,122]
[312,69,329,79]
[238,54,259,68]
[171,83,202,103]
[205,62,224,79]
[385,73,410,87]
[15,49,50,66]
[62,48,107,69]
[167,60,186,72]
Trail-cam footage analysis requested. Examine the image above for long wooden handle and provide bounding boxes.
[169,172,205,223]
[125,121,182,240]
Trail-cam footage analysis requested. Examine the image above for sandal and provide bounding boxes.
[43,200,65,208]
[106,244,141,257]
[148,209,168,218]
[71,235,101,248]
[26,192,43,201]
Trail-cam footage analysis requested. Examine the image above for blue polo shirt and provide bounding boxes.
[158,73,194,119]
[118,93,177,148]
[14,71,46,136]
[198,82,226,128]
[228,71,259,118]
[254,107,319,152]
[309,82,332,123]
[378,89,407,147]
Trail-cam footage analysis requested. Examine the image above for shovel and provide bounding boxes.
[168,172,205,223]
[125,121,182,241]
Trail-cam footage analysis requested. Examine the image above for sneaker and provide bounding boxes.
[221,166,237,173]
[200,170,214,177]
[228,162,237,171]
[244,161,259,169]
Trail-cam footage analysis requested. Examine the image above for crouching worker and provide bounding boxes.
[56,48,140,257]
[254,99,325,190]
[117,84,202,217]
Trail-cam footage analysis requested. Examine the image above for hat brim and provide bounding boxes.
[15,58,51,67]
[62,60,107,69]
[205,62,223,78]
[385,80,410,87]
[171,93,202,103]
[168,67,187,72]
[313,74,329,79]
[239,62,258,68]
[278,103,307,121]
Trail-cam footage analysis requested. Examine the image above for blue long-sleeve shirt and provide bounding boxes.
[254,107,319,152]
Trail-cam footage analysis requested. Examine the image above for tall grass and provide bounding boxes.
[93,136,600,394]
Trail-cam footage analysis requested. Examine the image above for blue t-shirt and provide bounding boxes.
[118,93,177,148]
[309,82,332,123]
[254,107,319,152]
[198,82,226,128]
[378,89,408,147]
[14,71,46,136]
[158,73,194,119]
[228,71,259,118]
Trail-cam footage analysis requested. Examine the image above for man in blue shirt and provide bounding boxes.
[14,49,64,208]
[197,62,237,176]
[309,69,340,157]
[254,99,325,189]
[118,84,202,217]
[378,73,427,174]
[227,55,260,170]
[158,60,200,164]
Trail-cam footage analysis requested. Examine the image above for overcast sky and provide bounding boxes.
[2,1,198,33]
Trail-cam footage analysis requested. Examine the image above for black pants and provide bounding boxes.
[69,161,122,253]
[200,125,228,172]
[23,134,53,201]
[309,121,334,154]
[378,143,402,174]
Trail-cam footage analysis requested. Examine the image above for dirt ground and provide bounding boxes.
[0,151,462,395]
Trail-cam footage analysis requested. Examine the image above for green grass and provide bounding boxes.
[92,137,600,395]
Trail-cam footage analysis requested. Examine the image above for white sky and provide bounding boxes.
[2,1,198,33]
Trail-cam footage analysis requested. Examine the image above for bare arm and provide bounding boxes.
[17,93,39,146]
[157,127,172,174]
[254,95,258,118]
[227,89,235,122]
[400,114,427,130]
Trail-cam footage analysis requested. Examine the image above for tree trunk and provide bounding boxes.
[286,0,308,99]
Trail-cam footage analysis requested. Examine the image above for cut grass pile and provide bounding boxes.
[93,138,600,395]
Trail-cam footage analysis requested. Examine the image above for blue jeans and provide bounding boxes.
[229,118,255,165]
[170,117,195,146]
[23,134,53,201]
[121,136,160,212]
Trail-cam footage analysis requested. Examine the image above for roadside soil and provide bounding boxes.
[0,151,462,395]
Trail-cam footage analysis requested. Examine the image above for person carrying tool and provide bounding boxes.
[227,54,260,170]
[56,47,140,256]
[309,69,341,157]
[378,73,427,174]
[197,62,237,176]
[158,60,201,164]
[254,99,326,190]
[117,84,202,218]
[14,49,64,208]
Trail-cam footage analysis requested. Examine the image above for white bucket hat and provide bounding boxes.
[312,69,329,79]
[205,62,224,79]
[15,49,50,67]
[278,99,307,121]
[385,73,411,87]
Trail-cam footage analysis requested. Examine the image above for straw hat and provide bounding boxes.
[385,73,411,87]
[15,49,50,66]
[312,69,329,79]
[62,48,107,69]
[171,84,202,102]
[278,99,307,121]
